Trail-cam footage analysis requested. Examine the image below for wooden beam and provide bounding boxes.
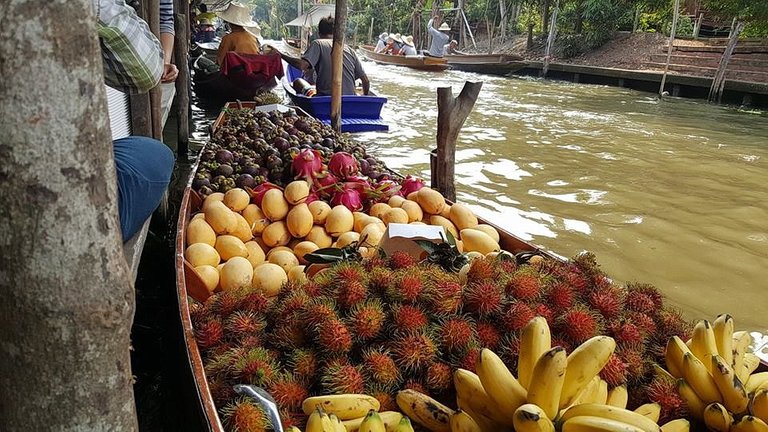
[147,0,163,140]
[433,81,483,202]
[330,0,347,133]
[542,0,559,77]
[709,21,744,103]
[659,0,680,97]
[175,9,190,159]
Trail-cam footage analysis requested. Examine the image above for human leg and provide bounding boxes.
[113,136,174,241]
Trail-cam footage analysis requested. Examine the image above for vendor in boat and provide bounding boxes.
[425,15,451,57]
[215,2,262,65]
[276,16,370,96]
[374,32,389,53]
[444,39,466,56]
[400,35,417,56]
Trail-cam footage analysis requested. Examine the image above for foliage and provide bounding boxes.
[663,14,694,37]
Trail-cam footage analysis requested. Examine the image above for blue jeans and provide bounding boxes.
[113,136,174,241]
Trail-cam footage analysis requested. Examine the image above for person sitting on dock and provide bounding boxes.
[425,15,451,57]
[444,39,466,56]
[400,35,417,56]
[97,0,174,241]
[276,16,370,96]
[215,2,262,65]
[374,32,388,53]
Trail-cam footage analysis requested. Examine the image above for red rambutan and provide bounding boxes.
[237,291,270,315]
[224,311,266,339]
[301,279,322,297]
[321,360,366,394]
[654,308,693,343]
[608,321,646,347]
[388,273,424,303]
[426,279,463,315]
[233,347,278,387]
[466,257,497,282]
[390,304,429,334]
[189,301,207,326]
[588,288,625,319]
[361,347,401,386]
[402,380,429,396]
[207,376,237,406]
[363,255,388,272]
[627,311,657,335]
[617,346,649,384]
[625,291,656,315]
[627,282,664,309]
[334,262,366,284]
[506,271,542,301]
[388,250,417,269]
[347,300,386,340]
[533,304,554,325]
[315,319,353,355]
[561,267,591,295]
[426,361,454,392]
[195,319,224,351]
[500,301,536,333]
[365,384,398,412]
[336,280,368,310]
[463,281,505,317]
[645,376,687,423]
[437,316,477,352]
[268,373,309,411]
[367,267,394,294]
[551,336,573,354]
[454,346,481,372]
[301,298,338,327]
[475,321,502,350]
[498,335,521,369]
[599,353,628,387]
[288,349,318,383]
[239,334,262,349]
[278,409,307,430]
[546,283,576,311]
[497,258,518,275]
[221,398,271,432]
[275,290,312,317]
[390,331,438,372]
[271,320,308,349]
[558,305,602,344]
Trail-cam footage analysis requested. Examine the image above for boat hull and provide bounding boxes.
[359,45,450,71]
[444,54,528,75]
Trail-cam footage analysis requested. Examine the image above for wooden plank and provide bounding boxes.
[123,218,151,283]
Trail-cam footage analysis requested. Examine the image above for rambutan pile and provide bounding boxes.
[190,251,692,430]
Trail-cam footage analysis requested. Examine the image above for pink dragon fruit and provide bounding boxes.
[292,148,324,180]
[374,179,400,199]
[331,188,363,212]
[399,175,425,197]
[313,170,339,198]
[328,152,359,179]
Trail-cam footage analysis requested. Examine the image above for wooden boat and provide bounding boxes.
[445,53,529,76]
[192,54,280,103]
[358,45,450,71]
[282,63,388,133]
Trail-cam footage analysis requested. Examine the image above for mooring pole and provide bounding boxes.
[659,0,680,98]
[542,0,559,77]
[330,0,348,133]
[174,8,190,159]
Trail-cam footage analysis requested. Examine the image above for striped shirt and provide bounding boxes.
[160,0,174,35]
[96,0,163,93]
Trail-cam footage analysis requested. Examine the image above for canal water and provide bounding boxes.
[353,60,768,331]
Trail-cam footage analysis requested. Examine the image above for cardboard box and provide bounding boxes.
[379,223,447,260]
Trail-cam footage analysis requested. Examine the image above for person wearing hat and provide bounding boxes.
[216,2,262,65]
[400,35,417,56]
[444,39,466,56]
[426,15,451,57]
[276,15,370,96]
[374,32,389,53]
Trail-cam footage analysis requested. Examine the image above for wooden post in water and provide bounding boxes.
[659,0,680,98]
[709,21,744,103]
[148,0,163,140]
[432,81,483,202]
[174,7,190,159]
[130,0,153,137]
[330,0,347,133]
[542,0,559,77]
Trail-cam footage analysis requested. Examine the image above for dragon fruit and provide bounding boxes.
[328,152,359,179]
[331,188,363,212]
[292,149,324,180]
[399,175,425,197]
[249,182,282,207]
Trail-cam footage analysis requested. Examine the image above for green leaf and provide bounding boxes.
[414,240,438,254]
[444,230,457,246]
[303,248,344,264]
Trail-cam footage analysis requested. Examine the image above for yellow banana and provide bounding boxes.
[307,407,327,432]
[731,415,768,432]
[752,389,768,424]
[391,416,415,432]
[746,373,768,394]
[528,346,568,419]
[681,352,722,403]
[321,410,339,432]
[559,336,617,409]
[561,415,645,432]
[286,427,303,432]
[713,314,735,366]
[665,336,692,379]
[660,419,690,432]
[652,363,676,382]
[359,410,386,432]
[571,376,602,407]
[711,354,749,414]
[395,389,452,432]
[607,385,629,409]
[740,353,762,384]
[634,403,661,423]
[519,316,552,390]
[329,413,346,432]
[456,392,502,432]
[341,411,403,432]
[733,331,753,374]
[513,403,556,432]
[476,348,527,422]
[677,378,706,421]
[690,319,719,373]
[449,410,482,432]
[558,403,661,432]
[594,380,609,405]
[453,368,512,427]
[702,402,733,432]
[302,394,381,420]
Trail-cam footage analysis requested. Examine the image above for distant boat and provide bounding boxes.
[282,63,388,133]
[445,53,529,76]
[358,45,450,71]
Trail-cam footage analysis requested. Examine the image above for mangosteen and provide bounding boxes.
[242,163,261,177]
[214,164,234,177]
[360,158,371,175]
[321,137,334,149]
[265,154,283,170]
[235,174,257,189]
[215,149,234,164]
[272,137,290,152]
[259,167,270,178]
[201,150,216,162]
[192,175,211,190]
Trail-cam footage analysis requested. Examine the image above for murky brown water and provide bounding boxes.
[355,60,768,331]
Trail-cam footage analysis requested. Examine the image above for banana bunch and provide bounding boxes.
[664,315,768,432]
[301,394,410,432]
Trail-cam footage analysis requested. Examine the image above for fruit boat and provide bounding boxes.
[358,45,450,72]
[175,104,554,431]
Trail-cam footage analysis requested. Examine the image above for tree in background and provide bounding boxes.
[702,0,768,36]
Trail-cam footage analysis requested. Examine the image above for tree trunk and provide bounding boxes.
[499,0,507,42]
[541,0,551,34]
[433,82,484,202]
[411,0,425,51]
[0,1,137,430]
[331,0,348,132]
[574,0,584,34]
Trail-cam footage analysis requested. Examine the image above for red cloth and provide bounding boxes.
[221,52,284,81]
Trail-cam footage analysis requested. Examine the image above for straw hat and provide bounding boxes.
[218,2,260,28]
[438,22,451,31]
[402,35,415,47]
[392,33,402,43]
[379,32,389,41]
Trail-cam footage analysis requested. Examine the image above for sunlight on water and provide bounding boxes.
[357,59,768,330]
